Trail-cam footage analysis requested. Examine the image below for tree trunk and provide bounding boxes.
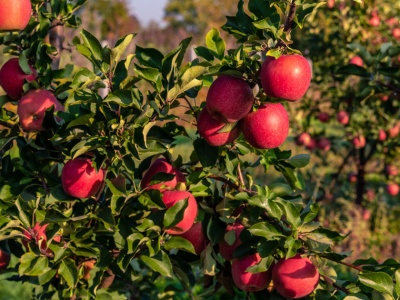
[49,19,64,70]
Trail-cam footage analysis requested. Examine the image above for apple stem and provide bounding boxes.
[321,255,363,272]
[237,163,246,189]
[321,274,350,295]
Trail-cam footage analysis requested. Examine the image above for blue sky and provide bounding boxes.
[127,0,169,27]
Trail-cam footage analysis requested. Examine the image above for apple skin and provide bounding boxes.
[17,89,63,131]
[141,158,186,191]
[336,110,349,125]
[378,129,387,141]
[317,112,330,123]
[162,190,198,235]
[387,183,399,196]
[61,157,106,198]
[260,55,311,101]
[349,56,363,67]
[386,165,398,176]
[272,254,320,299]
[241,103,289,149]
[0,248,11,270]
[206,75,254,123]
[180,221,209,255]
[295,132,311,146]
[197,106,241,146]
[0,58,36,100]
[231,252,272,292]
[0,0,31,31]
[317,137,331,151]
[219,221,245,261]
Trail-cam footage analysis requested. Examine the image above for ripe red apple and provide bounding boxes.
[206,75,254,123]
[231,252,272,292]
[0,0,32,31]
[61,157,106,198]
[336,110,349,125]
[0,248,11,269]
[180,221,209,255]
[387,17,398,27]
[317,112,330,123]
[141,158,186,191]
[296,132,312,146]
[260,54,312,101]
[162,190,198,235]
[305,138,317,151]
[387,183,399,196]
[389,123,400,138]
[368,15,380,27]
[392,28,400,40]
[241,103,289,149]
[348,172,357,183]
[197,106,241,146]
[349,56,363,67]
[352,135,366,149]
[219,221,245,261]
[17,89,63,131]
[386,165,398,176]
[380,95,389,102]
[272,254,320,299]
[327,0,335,9]
[378,129,387,141]
[317,137,331,151]
[0,58,36,100]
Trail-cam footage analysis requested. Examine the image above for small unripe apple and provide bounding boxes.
[241,103,289,149]
[296,132,311,146]
[141,158,186,192]
[387,183,399,196]
[61,157,106,198]
[260,55,312,101]
[0,58,36,100]
[206,75,254,123]
[0,0,32,31]
[336,110,349,125]
[386,165,398,176]
[197,106,241,146]
[378,129,387,141]
[272,254,320,299]
[0,248,11,270]
[219,221,245,261]
[317,112,330,123]
[231,252,272,292]
[180,221,209,254]
[162,190,198,235]
[317,137,331,151]
[349,56,363,67]
[17,89,63,131]
[352,135,366,149]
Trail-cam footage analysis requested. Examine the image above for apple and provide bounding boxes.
[197,106,241,146]
[272,254,320,299]
[327,0,335,9]
[306,138,317,151]
[389,123,400,139]
[387,183,399,196]
[231,252,272,292]
[380,95,389,102]
[61,156,106,198]
[241,103,289,149]
[0,58,36,100]
[348,172,357,183]
[0,248,11,270]
[219,221,245,261]
[0,0,31,31]
[162,190,198,235]
[392,28,400,40]
[295,132,311,146]
[349,56,363,67]
[206,75,254,123]
[317,112,330,123]
[141,158,186,191]
[368,15,380,27]
[260,54,312,101]
[336,110,349,125]
[378,129,387,141]
[352,135,366,149]
[387,17,398,27]
[386,165,398,176]
[81,260,96,281]
[317,137,331,151]
[17,89,63,131]
[180,221,209,255]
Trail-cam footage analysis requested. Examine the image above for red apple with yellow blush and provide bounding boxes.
[0,0,32,31]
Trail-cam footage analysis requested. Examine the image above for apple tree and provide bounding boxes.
[0,0,400,299]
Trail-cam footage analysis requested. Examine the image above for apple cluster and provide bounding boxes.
[198,54,312,149]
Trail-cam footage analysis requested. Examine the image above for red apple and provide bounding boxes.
[260,54,312,101]
[336,110,349,125]
[219,221,245,261]
[387,183,399,196]
[162,190,198,235]
[0,0,31,31]
[241,103,289,149]
[380,95,389,102]
[378,129,387,141]
[352,135,366,149]
[141,158,186,191]
[368,15,380,27]
[206,75,254,123]
[317,112,330,123]
[272,254,320,299]
[0,248,11,269]
[349,56,363,67]
[197,106,241,146]
[317,137,331,151]
[386,165,398,176]
[61,157,106,198]
[17,89,63,131]
[327,0,335,9]
[348,172,357,183]
[0,58,36,100]
[387,17,398,27]
[231,252,272,292]
[296,132,311,146]
[392,28,400,40]
[389,123,400,138]
[306,138,317,151]
[180,221,209,255]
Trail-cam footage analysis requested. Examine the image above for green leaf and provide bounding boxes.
[58,258,79,288]
[249,222,285,240]
[141,251,173,277]
[336,65,370,78]
[135,45,164,70]
[395,269,400,297]
[193,138,219,168]
[104,90,141,108]
[343,294,370,300]
[287,154,310,168]
[359,272,393,296]
[80,29,103,63]
[163,236,196,254]
[111,34,135,67]
[206,28,226,60]
[19,253,51,277]
[163,197,189,229]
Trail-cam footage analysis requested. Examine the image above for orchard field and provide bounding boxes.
[0,0,399,299]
